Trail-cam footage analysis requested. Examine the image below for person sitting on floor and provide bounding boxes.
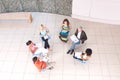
[73,48,92,62]
[26,40,49,62]
[32,56,54,72]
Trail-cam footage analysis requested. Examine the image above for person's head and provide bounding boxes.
[26,40,32,46]
[40,24,46,31]
[40,24,44,29]
[41,24,44,27]
[77,26,82,32]
[32,56,38,63]
[63,19,70,26]
[85,48,92,56]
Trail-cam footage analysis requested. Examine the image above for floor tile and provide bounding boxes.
[0,12,120,80]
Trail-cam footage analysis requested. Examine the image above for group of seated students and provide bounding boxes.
[26,18,93,72]
[59,19,92,63]
[26,40,54,72]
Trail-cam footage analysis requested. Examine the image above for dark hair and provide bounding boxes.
[41,24,43,27]
[63,18,70,26]
[85,48,92,56]
[79,26,83,30]
[32,57,38,63]
[26,40,32,46]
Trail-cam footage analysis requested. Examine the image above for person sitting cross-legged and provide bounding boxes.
[67,26,87,55]
[73,48,92,63]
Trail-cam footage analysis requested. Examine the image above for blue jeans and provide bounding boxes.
[70,41,80,50]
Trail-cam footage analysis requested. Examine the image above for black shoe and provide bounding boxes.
[59,36,61,39]
[67,50,71,54]
[70,50,74,55]
[48,66,54,70]
[82,41,84,44]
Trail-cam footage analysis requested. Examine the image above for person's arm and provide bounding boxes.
[81,54,89,61]
[44,26,49,35]
[41,61,47,70]
[80,31,87,43]
[38,67,42,72]
[82,58,89,61]
[61,25,64,30]
[39,26,42,35]
[74,29,78,36]
[69,24,72,31]
[35,43,42,48]
[37,62,45,72]
[29,46,32,53]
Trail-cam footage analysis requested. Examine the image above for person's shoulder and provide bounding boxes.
[82,30,85,32]
[82,30,87,35]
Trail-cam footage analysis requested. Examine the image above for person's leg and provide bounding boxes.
[41,37,45,48]
[70,41,80,50]
[45,39,50,49]
[73,52,77,59]
[67,42,75,54]
[42,37,50,49]
[40,37,44,45]
[70,42,76,50]
[69,41,80,55]
[46,61,56,70]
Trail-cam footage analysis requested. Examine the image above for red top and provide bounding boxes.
[34,60,47,72]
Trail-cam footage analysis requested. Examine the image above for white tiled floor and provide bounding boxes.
[0,12,120,80]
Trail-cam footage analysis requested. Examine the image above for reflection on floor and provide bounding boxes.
[0,12,120,80]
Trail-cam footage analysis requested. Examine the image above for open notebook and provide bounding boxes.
[70,35,79,43]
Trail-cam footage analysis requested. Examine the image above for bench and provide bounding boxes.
[0,13,32,23]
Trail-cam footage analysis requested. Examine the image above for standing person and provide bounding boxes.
[39,24,51,50]
[67,26,87,55]
[59,18,71,42]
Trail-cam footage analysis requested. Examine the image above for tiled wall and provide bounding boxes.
[0,0,72,16]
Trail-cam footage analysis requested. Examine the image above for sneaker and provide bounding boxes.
[67,50,71,54]
[59,36,61,40]
[48,66,54,70]
[70,50,74,55]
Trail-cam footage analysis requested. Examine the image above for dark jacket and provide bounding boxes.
[75,29,87,43]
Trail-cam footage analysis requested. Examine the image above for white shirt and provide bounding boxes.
[77,32,81,39]
[34,47,48,56]
[74,51,82,59]
[33,48,49,62]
